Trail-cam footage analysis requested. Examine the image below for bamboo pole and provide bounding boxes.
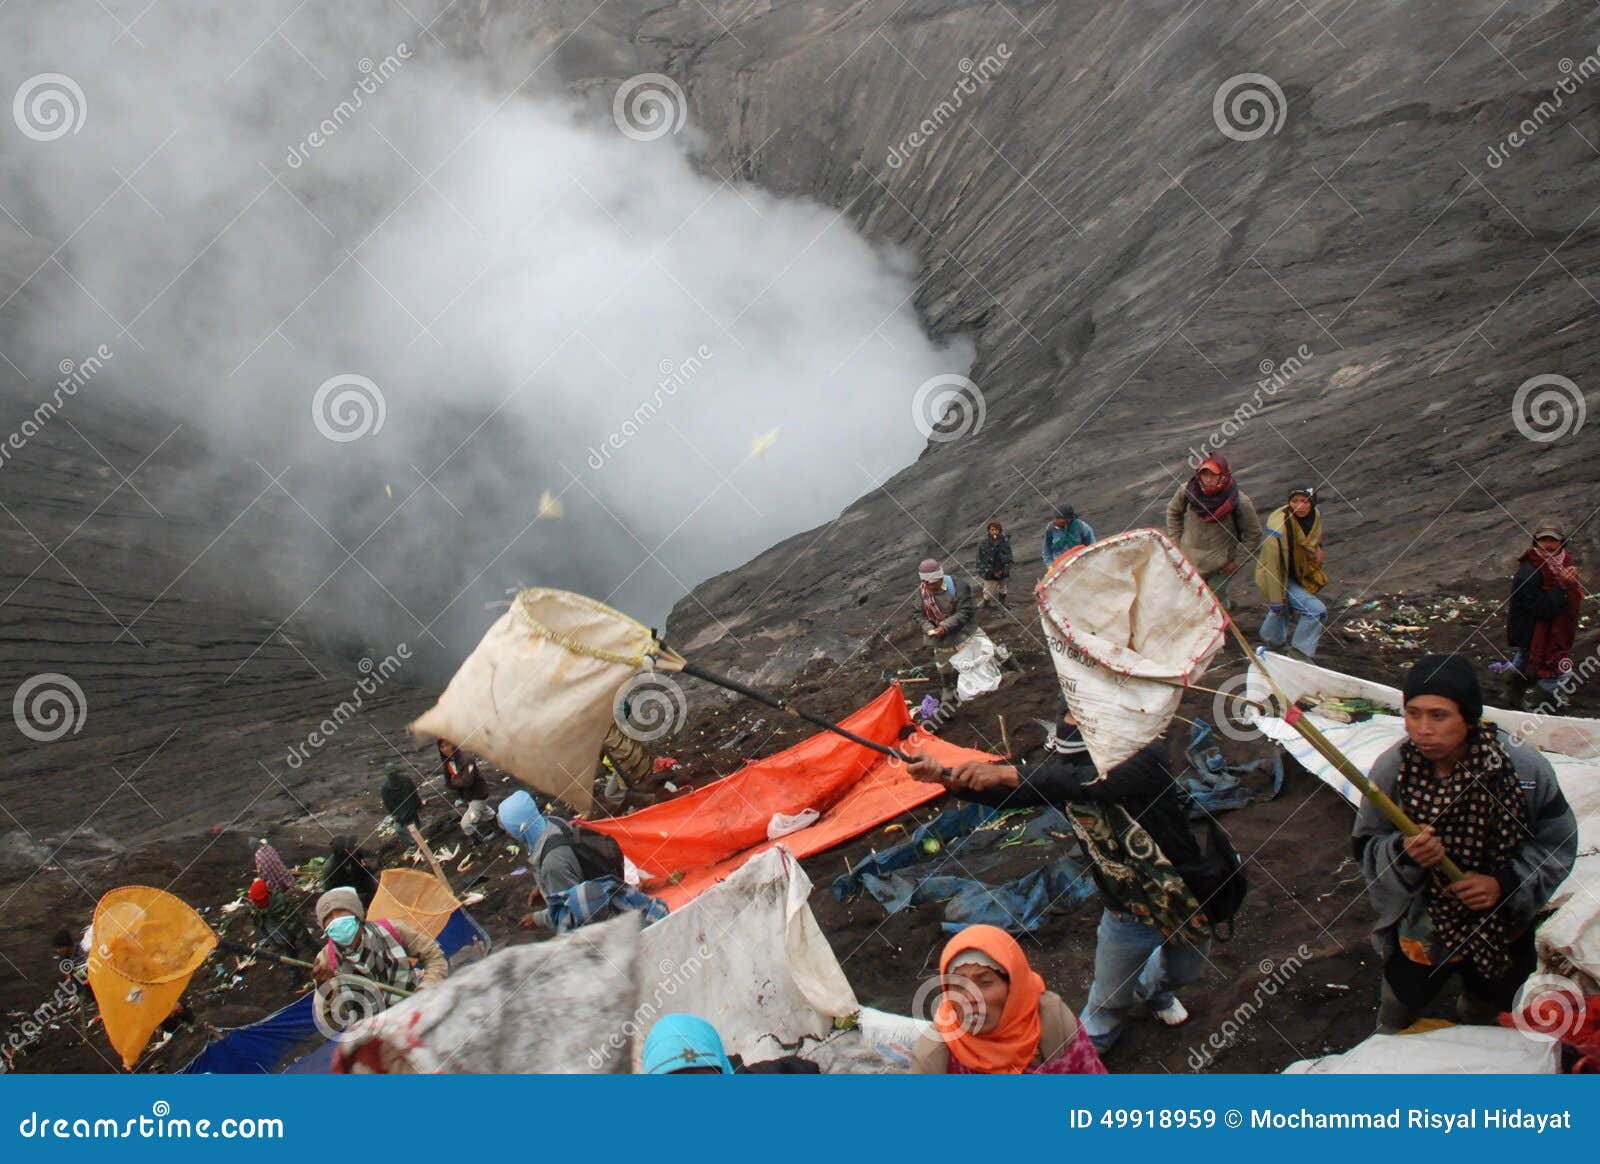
[214,937,414,998]
[407,824,455,893]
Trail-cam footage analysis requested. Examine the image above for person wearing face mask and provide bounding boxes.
[911,925,1105,1074]
[1256,485,1329,658]
[310,887,448,1030]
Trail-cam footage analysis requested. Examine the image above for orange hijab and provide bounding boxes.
[933,925,1047,1074]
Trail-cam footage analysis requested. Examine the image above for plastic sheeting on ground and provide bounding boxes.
[832,804,1097,933]
[181,907,489,1074]
[949,628,1003,700]
[1249,650,1600,990]
[1284,1025,1559,1073]
[584,686,992,908]
[1037,528,1227,775]
[635,847,859,1067]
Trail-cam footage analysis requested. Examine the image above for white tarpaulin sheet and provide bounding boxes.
[949,628,1003,701]
[1285,1025,1559,1074]
[1249,651,1600,989]
[635,846,859,1067]
[1038,528,1226,774]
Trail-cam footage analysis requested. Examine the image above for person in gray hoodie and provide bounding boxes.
[1352,654,1576,1032]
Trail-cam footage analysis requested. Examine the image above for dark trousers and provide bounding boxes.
[1381,928,1537,1025]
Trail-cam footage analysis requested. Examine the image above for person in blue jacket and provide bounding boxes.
[1042,502,1094,567]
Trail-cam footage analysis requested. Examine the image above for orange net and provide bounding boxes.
[88,886,216,1069]
[367,868,460,938]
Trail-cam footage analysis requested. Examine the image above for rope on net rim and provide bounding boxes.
[510,588,686,670]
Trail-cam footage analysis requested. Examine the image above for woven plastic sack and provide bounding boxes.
[412,589,665,816]
[1037,528,1226,774]
[367,868,459,939]
[88,887,217,1068]
[333,911,641,1073]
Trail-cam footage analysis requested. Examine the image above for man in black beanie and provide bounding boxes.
[1353,654,1576,1032]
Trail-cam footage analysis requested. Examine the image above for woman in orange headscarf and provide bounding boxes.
[910,925,1106,1074]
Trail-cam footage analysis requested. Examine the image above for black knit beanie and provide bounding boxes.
[1402,654,1483,722]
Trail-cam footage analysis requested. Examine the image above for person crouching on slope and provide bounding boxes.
[910,925,1106,1074]
[1353,655,1576,1032]
[1256,485,1329,658]
[311,887,448,1031]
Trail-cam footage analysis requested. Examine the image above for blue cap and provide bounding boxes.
[496,790,547,849]
[641,1014,733,1075]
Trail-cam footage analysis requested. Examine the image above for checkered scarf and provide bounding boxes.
[1395,724,1529,978]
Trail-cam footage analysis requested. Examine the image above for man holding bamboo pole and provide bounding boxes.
[1353,655,1576,1033]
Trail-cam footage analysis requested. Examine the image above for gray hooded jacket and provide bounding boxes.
[1351,727,1577,955]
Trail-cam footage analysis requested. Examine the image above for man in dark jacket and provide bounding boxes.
[915,557,976,702]
[908,724,1216,1052]
[1354,655,1576,1032]
[975,521,1014,607]
[1505,518,1583,708]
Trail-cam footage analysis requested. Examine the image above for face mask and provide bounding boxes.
[326,916,361,947]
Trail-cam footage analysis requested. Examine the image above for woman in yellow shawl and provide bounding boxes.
[1256,485,1329,658]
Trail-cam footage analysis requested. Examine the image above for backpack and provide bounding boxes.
[1180,812,1248,939]
[542,818,626,882]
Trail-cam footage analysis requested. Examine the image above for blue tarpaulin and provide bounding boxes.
[832,804,1096,934]
[181,907,489,1074]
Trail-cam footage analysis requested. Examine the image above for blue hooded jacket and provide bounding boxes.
[497,790,548,851]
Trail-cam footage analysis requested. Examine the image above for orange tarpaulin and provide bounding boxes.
[584,686,994,908]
